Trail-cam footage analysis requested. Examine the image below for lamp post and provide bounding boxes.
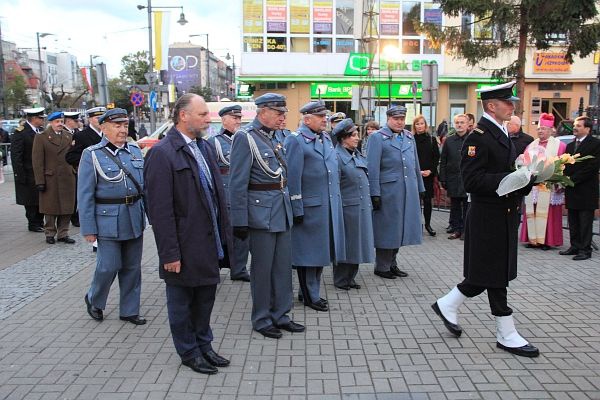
[189,34,210,100]
[88,55,100,103]
[225,52,236,99]
[36,32,53,108]
[137,1,187,133]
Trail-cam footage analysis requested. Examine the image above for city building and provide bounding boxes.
[238,0,597,134]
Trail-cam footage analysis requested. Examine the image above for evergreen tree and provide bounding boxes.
[418,0,600,116]
[5,76,31,113]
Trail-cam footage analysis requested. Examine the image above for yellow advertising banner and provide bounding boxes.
[290,0,310,33]
[533,52,571,73]
[243,0,264,34]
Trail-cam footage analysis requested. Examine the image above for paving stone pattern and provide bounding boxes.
[0,175,599,399]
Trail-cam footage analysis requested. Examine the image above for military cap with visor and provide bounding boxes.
[255,93,288,112]
[300,101,328,116]
[218,105,243,117]
[98,108,129,124]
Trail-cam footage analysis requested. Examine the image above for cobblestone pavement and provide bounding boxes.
[0,175,599,399]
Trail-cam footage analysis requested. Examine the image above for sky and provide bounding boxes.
[0,0,242,78]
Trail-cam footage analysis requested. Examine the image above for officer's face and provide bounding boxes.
[64,118,78,129]
[50,119,64,132]
[386,115,405,132]
[103,121,129,146]
[30,116,45,128]
[341,131,359,150]
[258,108,286,130]
[490,99,515,122]
[222,115,241,133]
[89,116,101,130]
[305,114,327,132]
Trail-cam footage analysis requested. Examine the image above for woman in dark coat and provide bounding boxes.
[412,114,439,236]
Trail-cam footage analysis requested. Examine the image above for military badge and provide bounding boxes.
[467,146,476,157]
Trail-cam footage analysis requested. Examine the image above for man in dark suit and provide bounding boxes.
[144,94,233,375]
[66,107,105,229]
[10,107,46,232]
[507,115,533,156]
[560,116,600,261]
[431,81,539,358]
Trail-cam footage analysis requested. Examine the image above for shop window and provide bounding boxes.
[277,83,288,89]
[538,82,573,91]
[402,1,421,36]
[336,0,354,35]
[402,39,420,54]
[449,84,468,100]
[266,37,287,52]
[259,83,278,90]
[379,38,400,55]
[291,37,310,52]
[314,37,333,53]
[336,38,355,53]
[243,36,264,52]
[423,39,441,54]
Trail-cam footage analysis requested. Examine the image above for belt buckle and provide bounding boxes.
[125,195,133,205]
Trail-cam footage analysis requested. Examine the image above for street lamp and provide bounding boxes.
[189,34,210,100]
[382,44,402,107]
[36,32,53,108]
[224,52,236,100]
[137,1,188,133]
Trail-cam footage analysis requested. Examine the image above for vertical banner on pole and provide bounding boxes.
[80,67,93,94]
[154,11,171,71]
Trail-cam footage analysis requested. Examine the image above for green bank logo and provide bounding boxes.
[344,53,373,76]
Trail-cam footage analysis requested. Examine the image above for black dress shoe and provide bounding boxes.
[57,236,76,244]
[71,220,80,227]
[29,226,44,233]
[446,227,454,234]
[256,326,283,339]
[46,237,55,244]
[335,284,351,290]
[573,253,591,261]
[92,246,98,253]
[431,302,462,337]
[375,270,396,279]
[119,315,147,325]
[202,349,230,367]
[390,265,408,278]
[425,225,436,236]
[496,342,540,358]
[306,300,328,312]
[276,320,306,333]
[559,247,578,255]
[231,274,251,282]
[84,294,103,321]
[182,356,218,374]
[349,282,361,289]
[448,232,462,240]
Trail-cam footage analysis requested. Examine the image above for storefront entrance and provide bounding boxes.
[541,99,570,127]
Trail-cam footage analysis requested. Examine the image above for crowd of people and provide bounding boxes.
[5,80,600,374]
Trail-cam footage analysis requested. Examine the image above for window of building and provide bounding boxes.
[336,0,354,35]
[402,39,420,54]
[402,1,421,36]
[423,3,442,26]
[291,37,310,52]
[290,0,310,34]
[259,82,277,89]
[314,37,333,53]
[336,38,355,53]
[423,39,441,54]
[243,36,264,52]
[277,82,288,89]
[379,38,399,55]
[449,84,468,100]
[266,37,287,52]
[538,82,573,91]
[473,13,493,40]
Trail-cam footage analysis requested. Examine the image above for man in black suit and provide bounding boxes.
[507,115,534,156]
[10,108,46,232]
[65,107,105,228]
[560,116,600,261]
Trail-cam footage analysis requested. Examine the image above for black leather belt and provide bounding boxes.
[248,179,287,191]
[220,167,230,175]
[95,194,142,205]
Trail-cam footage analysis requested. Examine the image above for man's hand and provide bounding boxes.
[164,260,181,274]
[371,196,381,210]
[36,184,46,192]
[84,234,96,243]
[293,215,304,225]
[517,175,537,197]
[233,226,249,240]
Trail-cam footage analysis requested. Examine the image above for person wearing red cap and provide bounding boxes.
[519,113,566,249]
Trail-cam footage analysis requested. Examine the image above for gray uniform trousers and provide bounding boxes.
[87,236,143,317]
[249,229,292,330]
[375,248,399,272]
[231,235,250,278]
[333,263,359,287]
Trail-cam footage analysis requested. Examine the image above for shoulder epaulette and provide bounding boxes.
[15,125,24,132]
[291,131,299,136]
[129,141,140,148]
[87,142,104,151]
[473,127,484,135]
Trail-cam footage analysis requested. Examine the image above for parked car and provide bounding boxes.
[1,119,21,135]
[137,121,173,155]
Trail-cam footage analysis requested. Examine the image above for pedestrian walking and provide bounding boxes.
[79,108,147,326]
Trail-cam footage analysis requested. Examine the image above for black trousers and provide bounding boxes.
[24,205,44,229]
[567,209,594,254]
[457,280,512,316]
[422,197,433,226]
[165,283,216,362]
[449,197,468,233]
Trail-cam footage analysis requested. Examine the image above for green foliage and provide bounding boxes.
[5,75,31,112]
[119,51,150,84]
[189,86,213,101]
[108,78,135,112]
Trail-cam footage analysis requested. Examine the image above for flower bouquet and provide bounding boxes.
[496,143,594,196]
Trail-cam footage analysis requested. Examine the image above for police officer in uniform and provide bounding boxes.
[66,106,106,234]
[229,93,304,339]
[79,108,147,325]
[367,106,424,280]
[431,81,539,357]
[10,107,46,232]
[285,101,345,312]
[206,105,250,281]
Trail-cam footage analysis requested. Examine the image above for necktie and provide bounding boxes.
[575,139,582,152]
[189,140,224,259]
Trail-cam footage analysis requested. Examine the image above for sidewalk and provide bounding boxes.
[0,175,599,400]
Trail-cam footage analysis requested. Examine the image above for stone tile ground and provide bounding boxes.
[0,172,599,400]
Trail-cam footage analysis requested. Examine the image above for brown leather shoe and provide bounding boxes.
[448,232,462,240]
